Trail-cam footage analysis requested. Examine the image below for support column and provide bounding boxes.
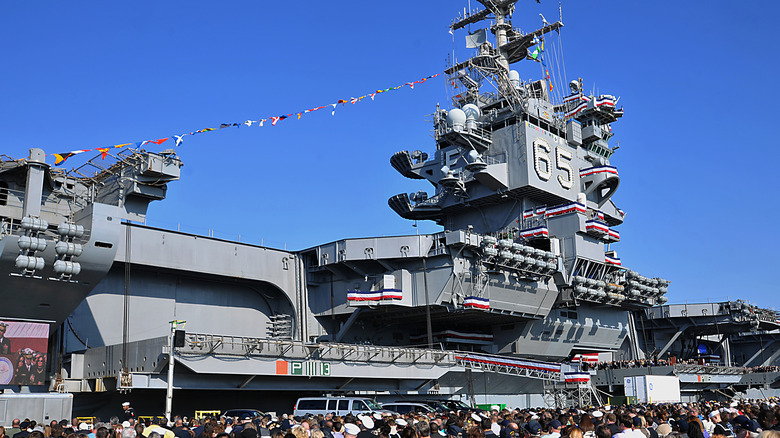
[721,335,732,366]
[626,312,643,360]
[22,149,48,218]
[657,326,689,359]
[761,343,780,367]
[334,309,361,343]
[744,340,775,367]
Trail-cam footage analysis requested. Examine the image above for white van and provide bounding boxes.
[293,397,389,417]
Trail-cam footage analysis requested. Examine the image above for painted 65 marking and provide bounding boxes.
[533,138,574,190]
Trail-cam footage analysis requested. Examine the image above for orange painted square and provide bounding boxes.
[276,360,288,375]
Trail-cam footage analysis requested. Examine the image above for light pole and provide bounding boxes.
[165,320,185,422]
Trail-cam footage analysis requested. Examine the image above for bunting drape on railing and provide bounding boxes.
[49,73,442,166]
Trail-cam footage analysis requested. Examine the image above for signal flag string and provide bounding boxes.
[50,73,442,166]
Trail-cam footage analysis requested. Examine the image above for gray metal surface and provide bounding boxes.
[0,0,777,409]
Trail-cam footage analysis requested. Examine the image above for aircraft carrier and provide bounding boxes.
[0,0,777,416]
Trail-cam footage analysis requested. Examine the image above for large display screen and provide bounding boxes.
[0,321,50,385]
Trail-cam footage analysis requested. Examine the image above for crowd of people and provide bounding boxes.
[2,399,780,438]
[744,368,780,374]
[590,360,672,371]
[589,361,780,373]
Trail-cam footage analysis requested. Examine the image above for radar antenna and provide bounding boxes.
[447,0,563,109]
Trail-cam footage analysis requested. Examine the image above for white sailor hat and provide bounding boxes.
[344,424,361,436]
[357,415,374,430]
[122,402,131,407]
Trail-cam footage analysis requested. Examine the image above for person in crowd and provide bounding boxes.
[540,420,561,438]
[595,425,611,438]
[122,404,135,423]
[8,420,22,438]
[686,420,705,438]
[604,415,620,438]
[579,416,595,438]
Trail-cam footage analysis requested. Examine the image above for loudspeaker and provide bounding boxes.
[174,329,186,347]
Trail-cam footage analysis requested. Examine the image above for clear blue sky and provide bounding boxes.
[1,1,777,307]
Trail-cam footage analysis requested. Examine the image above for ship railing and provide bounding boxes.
[65,147,140,184]
[180,333,567,382]
[0,187,91,241]
[454,352,563,382]
[0,187,28,213]
[483,154,506,165]
[180,333,459,366]
[673,364,745,375]
[415,189,447,207]
[434,123,493,144]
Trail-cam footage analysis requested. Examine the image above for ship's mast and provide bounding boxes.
[451,0,519,71]
[449,0,563,110]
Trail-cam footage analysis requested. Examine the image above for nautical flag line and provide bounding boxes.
[48,73,442,166]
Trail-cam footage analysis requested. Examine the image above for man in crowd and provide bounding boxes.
[604,414,620,437]
[122,403,135,422]
[0,323,11,354]
[6,419,22,437]
[708,410,733,437]
[540,420,561,438]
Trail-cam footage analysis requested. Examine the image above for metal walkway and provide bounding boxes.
[181,333,570,382]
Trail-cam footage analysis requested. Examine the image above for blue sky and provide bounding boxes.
[1,1,777,307]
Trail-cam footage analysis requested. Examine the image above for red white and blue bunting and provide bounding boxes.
[565,101,588,118]
[519,226,549,239]
[563,94,589,104]
[605,254,622,266]
[347,289,403,302]
[463,296,490,310]
[562,93,618,119]
[579,166,619,178]
[595,95,617,108]
[585,219,609,236]
[572,353,599,364]
[564,372,590,383]
[545,202,586,218]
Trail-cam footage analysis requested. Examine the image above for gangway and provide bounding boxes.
[181,332,576,383]
[454,352,563,382]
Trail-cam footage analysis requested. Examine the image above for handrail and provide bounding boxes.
[179,332,567,383]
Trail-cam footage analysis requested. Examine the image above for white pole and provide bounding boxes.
[165,320,183,422]
[165,322,174,422]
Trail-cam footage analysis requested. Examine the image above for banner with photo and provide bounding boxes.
[0,321,50,385]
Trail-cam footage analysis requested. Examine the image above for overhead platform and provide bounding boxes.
[640,302,780,335]
[634,302,780,368]
[59,333,570,395]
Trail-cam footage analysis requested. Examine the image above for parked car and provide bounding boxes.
[222,409,264,419]
[293,397,392,417]
[381,402,436,415]
[418,400,451,412]
[440,400,478,412]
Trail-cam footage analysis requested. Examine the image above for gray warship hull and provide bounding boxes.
[0,0,777,419]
